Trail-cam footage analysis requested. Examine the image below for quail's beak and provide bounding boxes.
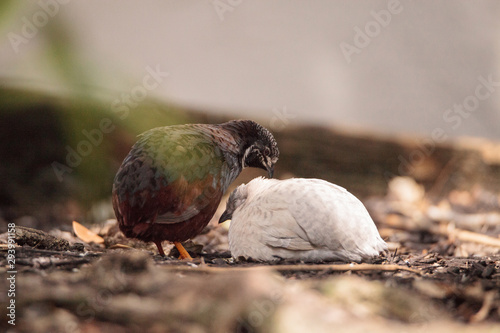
[218,210,232,224]
[267,165,274,178]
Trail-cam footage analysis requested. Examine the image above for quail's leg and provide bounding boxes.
[154,241,166,257]
[174,241,193,260]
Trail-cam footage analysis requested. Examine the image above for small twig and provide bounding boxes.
[108,244,135,250]
[379,214,500,248]
[427,206,500,229]
[0,244,18,250]
[160,263,422,275]
[427,223,500,248]
[449,228,500,248]
[274,263,421,274]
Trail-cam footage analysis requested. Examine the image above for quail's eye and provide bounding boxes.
[264,147,271,157]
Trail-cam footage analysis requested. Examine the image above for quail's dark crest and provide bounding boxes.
[112,120,279,258]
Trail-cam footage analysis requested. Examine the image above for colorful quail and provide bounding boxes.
[219,177,387,262]
[112,120,279,259]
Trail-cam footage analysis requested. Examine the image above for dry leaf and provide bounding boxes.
[73,221,104,244]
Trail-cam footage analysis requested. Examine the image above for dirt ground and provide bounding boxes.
[2,123,500,332]
[1,175,500,333]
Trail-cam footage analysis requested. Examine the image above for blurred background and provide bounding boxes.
[1,0,500,229]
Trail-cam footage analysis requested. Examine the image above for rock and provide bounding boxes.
[15,226,72,251]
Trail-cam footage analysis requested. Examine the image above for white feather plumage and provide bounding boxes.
[223,177,387,262]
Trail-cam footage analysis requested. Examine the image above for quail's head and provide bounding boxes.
[218,184,248,224]
[242,123,279,178]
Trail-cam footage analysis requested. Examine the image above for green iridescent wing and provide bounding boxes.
[138,126,225,184]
